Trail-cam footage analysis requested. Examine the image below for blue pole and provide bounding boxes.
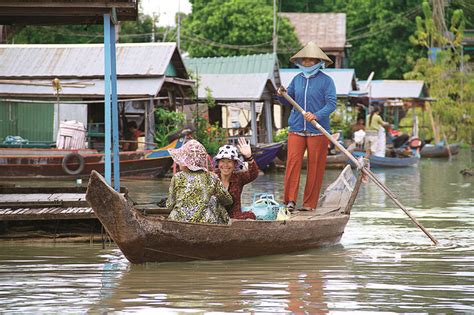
[110,23,120,191]
[103,14,112,184]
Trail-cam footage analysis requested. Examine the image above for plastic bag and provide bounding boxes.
[242,193,284,220]
[276,207,291,221]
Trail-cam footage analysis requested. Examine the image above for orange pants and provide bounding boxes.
[284,133,328,209]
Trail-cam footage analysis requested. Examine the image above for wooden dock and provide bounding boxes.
[0,187,93,221]
[0,186,169,241]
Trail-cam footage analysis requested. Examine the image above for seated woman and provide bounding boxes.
[167,139,232,224]
[213,138,259,220]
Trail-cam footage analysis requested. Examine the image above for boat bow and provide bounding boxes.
[86,170,149,263]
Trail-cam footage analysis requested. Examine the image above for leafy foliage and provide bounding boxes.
[279,0,429,79]
[274,127,288,142]
[154,108,185,148]
[194,116,227,155]
[185,71,226,154]
[405,53,473,144]
[405,2,473,144]
[330,102,353,139]
[183,0,301,66]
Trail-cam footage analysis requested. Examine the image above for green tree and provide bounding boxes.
[279,0,472,79]
[183,0,301,66]
[280,0,423,79]
[405,2,473,144]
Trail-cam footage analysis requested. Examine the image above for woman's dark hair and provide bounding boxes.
[369,107,380,126]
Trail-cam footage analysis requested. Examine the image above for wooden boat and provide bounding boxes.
[253,141,285,170]
[420,143,460,158]
[85,165,362,263]
[0,138,184,179]
[351,151,419,168]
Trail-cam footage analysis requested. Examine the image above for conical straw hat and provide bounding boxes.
[290,41,333,66]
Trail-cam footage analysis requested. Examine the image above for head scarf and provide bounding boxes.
[168,139,208,171]
[296,60,325,78]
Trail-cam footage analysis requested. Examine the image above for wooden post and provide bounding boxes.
[145,98,155,150]
[425,101,440,143]
[250,101,258,146]
[264,99,273,143]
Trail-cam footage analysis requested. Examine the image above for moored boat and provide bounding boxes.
[253,141,285,170]
[85,165,362,263]
[0,138,184,179]
[351,151,419,168]
[420,143,460,158]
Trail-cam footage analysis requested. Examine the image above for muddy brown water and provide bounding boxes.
[0,150,472,313]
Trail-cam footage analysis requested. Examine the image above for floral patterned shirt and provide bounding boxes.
[216,159,259,220]
[167,170,232,224]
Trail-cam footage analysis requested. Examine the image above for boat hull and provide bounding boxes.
[420,144,460,158]
[253,142,284,170]
[0,149,173,179]
[127,215,349,263]
[352,151,419,168]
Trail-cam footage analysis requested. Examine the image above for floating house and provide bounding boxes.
[349,79,429,131]
[0,43,193,149]
[185,53,279,144]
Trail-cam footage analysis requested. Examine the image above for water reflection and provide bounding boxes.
[2,242,470,313]
[90,248,348,314]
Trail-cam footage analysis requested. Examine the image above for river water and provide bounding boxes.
[1,150,473,313]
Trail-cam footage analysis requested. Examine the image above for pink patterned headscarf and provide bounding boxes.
[168,139,208,171]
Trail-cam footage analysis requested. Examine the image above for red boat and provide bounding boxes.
[0,139,183,179]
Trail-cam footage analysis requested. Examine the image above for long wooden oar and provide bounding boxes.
[280,89,438,245]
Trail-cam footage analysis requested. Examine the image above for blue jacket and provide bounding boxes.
[279,71,336,134]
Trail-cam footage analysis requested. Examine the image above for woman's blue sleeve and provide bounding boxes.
[315,78,336,119]
[277,78,296,106]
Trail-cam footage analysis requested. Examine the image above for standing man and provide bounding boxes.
[277,41,336,211]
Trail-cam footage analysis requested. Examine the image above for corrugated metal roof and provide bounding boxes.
[197,73,273,101]
[185,53,280,87]
[358,80,426,99]
[0,43,186,79]
[280,68,356,97]
[0,78,164,98]
[280,13,346,49]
